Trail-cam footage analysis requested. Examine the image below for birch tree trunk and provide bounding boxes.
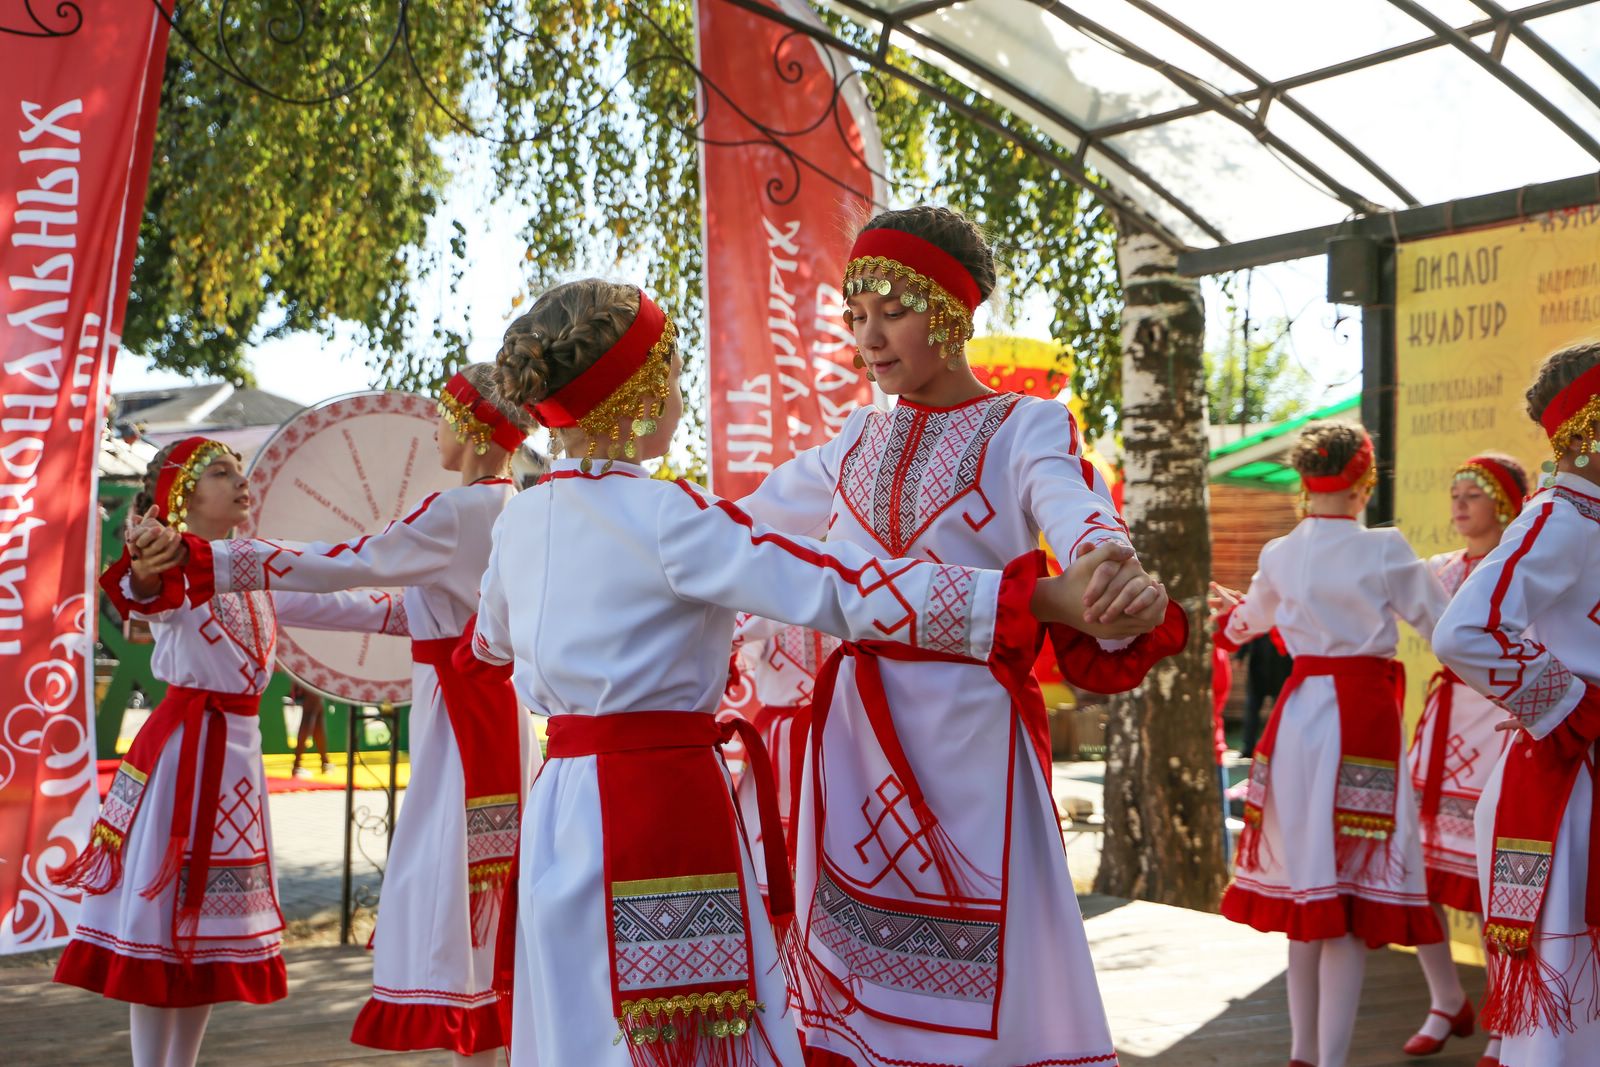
[1091,228,1226,910]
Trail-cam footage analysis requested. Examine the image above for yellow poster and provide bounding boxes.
[1392,205,1600,954]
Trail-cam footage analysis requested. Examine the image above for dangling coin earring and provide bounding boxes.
[853,350,875,382]
[580,439,596,475]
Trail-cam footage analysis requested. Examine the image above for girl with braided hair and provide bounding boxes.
[51,440,409,1067]
[473,277,1150,1066]
[1211,420,1449,1067]
[1403,451,1530,1064]
[163,363,539,1063]
[1434,340,1600,1067]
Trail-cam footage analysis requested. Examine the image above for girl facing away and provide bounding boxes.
[469,278,1162,1066]
[1211,420,1448,1067]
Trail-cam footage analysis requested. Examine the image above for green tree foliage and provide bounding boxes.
[1203,280,1316,427]
[133,2,1124,450]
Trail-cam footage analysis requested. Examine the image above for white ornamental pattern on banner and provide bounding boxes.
[0,595,96,950]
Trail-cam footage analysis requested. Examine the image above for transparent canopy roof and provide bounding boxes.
[803,0,1600,253]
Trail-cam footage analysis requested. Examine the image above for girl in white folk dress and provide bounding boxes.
[1434,340,1600,1067]
[1211,420,1449,1067]
[1403,452,1530,1065]
[736,206,1184,1067]
[51,438,409,1067]
[471,278,1156,1067]
[162,365,539,1064]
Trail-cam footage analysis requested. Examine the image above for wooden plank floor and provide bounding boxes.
[0,899,1488,1066]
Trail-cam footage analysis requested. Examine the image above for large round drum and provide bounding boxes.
[243,391,455,705]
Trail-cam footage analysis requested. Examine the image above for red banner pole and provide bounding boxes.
[0,1,172,953]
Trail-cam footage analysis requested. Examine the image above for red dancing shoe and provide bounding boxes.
[1289,1061,1316,1066]
[1402,999,1476,1055]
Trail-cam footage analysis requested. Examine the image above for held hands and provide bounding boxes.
[1207,581,1243,628]
[125,506,187,595]
[1031,541,1168,640]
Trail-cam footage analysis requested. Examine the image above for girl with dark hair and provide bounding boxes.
[1434,340,1600,1067]
[1211,420,1448,1067]
[737,205,1184,1067]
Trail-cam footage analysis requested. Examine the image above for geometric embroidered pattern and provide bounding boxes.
[1555,486,1600,525]
[101,766,147,837]
[180,860,276,919]
[842,393,1019,556]
[212,776,266,860]
[1501,658,1575,726]
[920,565,978,656]
[465,798,519,866]
[1489,842,1552,925]
[611,879,749,993]
[810,869,999,1004]
[1336,758,1397,818]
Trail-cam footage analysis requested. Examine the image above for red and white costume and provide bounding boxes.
[1407,549,1512,914]
[741,390,1175,1067]
[1434,472,1600,1066]
[730,616,839,898]
[54,560,405,1006]
[182,478,536,1055]
[1217,515,1447,946]
[473,459,1040,1067]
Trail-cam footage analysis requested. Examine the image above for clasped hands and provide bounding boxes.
[1032,540,1169,640]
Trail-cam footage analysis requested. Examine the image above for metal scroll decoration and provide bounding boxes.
[1,1,83,38]
[122,0,892,212]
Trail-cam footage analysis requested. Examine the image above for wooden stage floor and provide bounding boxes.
[0,896,1487,1066]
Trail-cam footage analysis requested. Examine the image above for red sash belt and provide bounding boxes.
[412,635,523,947]
[543,711,788,1057]
[1414,666,1462,838]
[1238,654,1407,881]
[53,685,258,956]
[753,702,810,860]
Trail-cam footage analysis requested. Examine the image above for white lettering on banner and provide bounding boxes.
[725,375,775,474]
[811,285,859,434]
[765,217,810,408]
[1,98,82,654]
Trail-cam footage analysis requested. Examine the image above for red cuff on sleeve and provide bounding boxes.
[99,548,185,617]
[1547,681,1600,760]
[1047,600,1191,696]
[990,550,1048,674]
[1212,605,1243,653]
[452,613,513,681]
[181,535,217,606]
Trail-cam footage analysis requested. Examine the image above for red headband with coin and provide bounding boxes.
[1301,433,1375,493]
[440,372,527,453]
[530,290,669,429]
[845,228,983,313]
[1538,361,1600,456]
[155,436,239,530]
[1454,455,1526,523]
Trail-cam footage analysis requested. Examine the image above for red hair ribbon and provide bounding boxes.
[1301,433,1374,493]
[530,290,666,429]
[442,372,528,452]
[847,227,982,312]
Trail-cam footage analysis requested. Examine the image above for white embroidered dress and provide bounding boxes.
[194,480,537,1053]
[1434,473,1600,1067]
[740,393,1127,1067]
[472,459,1024,1067]
[1218,517,1447,942]
[55,582,404,1006]
[1406,549,1511,913]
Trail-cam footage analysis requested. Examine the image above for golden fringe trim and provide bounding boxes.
[467,861,513,892]
[1335,813,1394,841]
[1484,922,1534,954]
[616,991,763,1045]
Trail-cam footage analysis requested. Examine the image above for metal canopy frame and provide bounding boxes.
[722,0,1600,268]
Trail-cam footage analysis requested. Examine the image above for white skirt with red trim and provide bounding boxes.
[1475,748,1600,1067]
[53,712,286,1007]
[1407,678,1508,914]
[350,667,536,1055]
[1221,677,1440,947]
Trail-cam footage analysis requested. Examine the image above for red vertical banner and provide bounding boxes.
[696,0,884,498]
[0,2,171,952]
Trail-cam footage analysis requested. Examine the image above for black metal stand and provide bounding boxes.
[340,701,400,946]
